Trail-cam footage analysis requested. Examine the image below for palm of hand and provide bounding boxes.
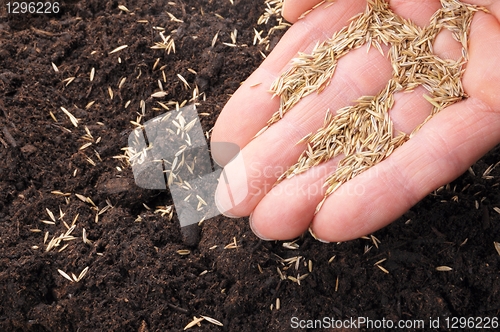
[212,0,500,242]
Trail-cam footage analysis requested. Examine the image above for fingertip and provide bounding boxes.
[249,213,274,241]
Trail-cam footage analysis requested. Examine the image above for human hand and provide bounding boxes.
[211,0,500,242]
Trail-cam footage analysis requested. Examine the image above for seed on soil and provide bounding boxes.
[184,316,204,330]
[200,315,223,327]
[177,249,191,255]
[224,237,238,249]
[51,62,59,73]
[63,77,75,86]
[45,208,56,222]
[151,91,168,98]
[58,244,69,252]
[58,269,74,282]
[76,267,89,282]
[436,266,453,272]
[277,267,285,280]
[167,12,183,23]
[41,220,55,225]
[85,101,95,110]
[275,298,280,310]
[177,74,190,89]
[211,31,219,47]
[109,45,128,54]
[119,77,127,89]
[90,67,95,82]
[494,242,500,256]
[118,5,130,13]
[376,265,389,274]
[79,142,92,150]
[83,228,92,245]
[283,242,299,250]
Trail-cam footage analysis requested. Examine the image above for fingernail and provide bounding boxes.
[215,190,239,218]
[308,227,330,243]
[249,213,274,241]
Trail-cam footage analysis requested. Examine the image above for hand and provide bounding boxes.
[211,0,500,242]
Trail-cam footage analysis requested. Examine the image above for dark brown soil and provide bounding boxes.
[1,1,499,331]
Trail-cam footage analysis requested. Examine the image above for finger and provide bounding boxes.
[463,11,500,110]
[211,0,366,154]
[282,0,323,23]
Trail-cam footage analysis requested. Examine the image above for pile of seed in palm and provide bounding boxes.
[264,0,485,212]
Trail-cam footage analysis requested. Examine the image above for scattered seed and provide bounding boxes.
[184,317,204,330]
[494,242,500,256]
[75,193,88,203]
[90,67,95,82]
[167,11,183,23]
[57,269,74,282]
[118,77,127,89]
[283,242,299,250]
[224,237,238,249]
[109,45,128,54]
[58,244,69,252]
[151,91,168,98]
[177,74,190,89]
[201,315,223,327]
[177,249,191,255]
[79,142,92,150]
[77,267,89,282]
[63,77,75,86]
[46,208,56,222]
[51,62,59,73]
[494,207,500,215]
[41,220,55,225]
[85,101,95,110]
[60,107,78,127]
[377,265,390,274]
[436,266,453,272]
[211,31,219,48]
